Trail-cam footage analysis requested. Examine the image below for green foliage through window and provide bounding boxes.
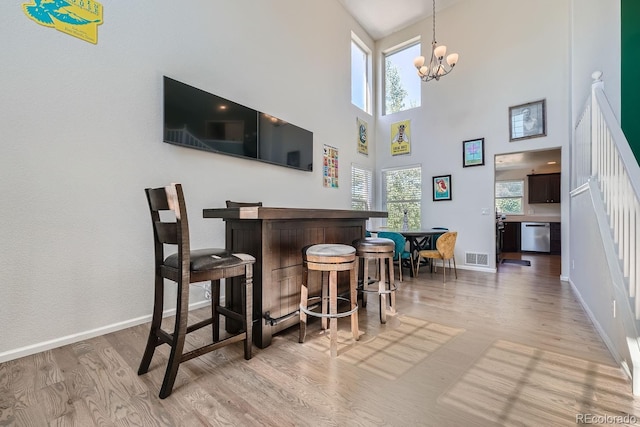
[495,180,524,214]
[384,42,421,115]
[383,166,421,229]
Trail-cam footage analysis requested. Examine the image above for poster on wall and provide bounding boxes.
[323,144,339,188]
[390,120,411,156]
[357,118,368,155]
[22,0,104,44]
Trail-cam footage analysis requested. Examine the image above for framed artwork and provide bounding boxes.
[509,99,546,141]
[357,117,368,155]
[433,175,452,201]
[322,144,339,188]
[390,120,411,156]
[462,138,485,167]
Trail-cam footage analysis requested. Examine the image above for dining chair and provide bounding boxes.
[138,183,255,399]
[377,231,414,281]
[428,227,449,250]
[416,231,458,284]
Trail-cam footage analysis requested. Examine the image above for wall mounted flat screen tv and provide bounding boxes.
[163,76,313,171]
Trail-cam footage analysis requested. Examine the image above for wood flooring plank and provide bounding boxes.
[2,254,640,426]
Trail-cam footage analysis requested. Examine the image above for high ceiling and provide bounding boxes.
[339,0,561,172]
[338,0,463,40]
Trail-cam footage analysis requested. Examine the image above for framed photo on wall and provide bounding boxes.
[462,138,485,167]
[509,99,546,141]
[433,175,452,201]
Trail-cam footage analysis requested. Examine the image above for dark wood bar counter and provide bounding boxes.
[203,206,387,348]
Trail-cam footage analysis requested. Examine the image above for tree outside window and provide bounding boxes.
[384,42,421,115]
[382,166,421,229]
[495,180,524,215]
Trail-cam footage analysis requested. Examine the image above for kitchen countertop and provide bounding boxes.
[502,216,561,223]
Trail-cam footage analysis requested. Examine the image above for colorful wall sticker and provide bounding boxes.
[323,145,339,188]
[23,0,104,44]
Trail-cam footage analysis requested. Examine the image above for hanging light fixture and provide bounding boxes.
[413,0,459,82]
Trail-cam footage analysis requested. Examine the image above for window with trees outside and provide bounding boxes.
[351,33,371,114]
[495,180,524,215]
[382,165,421,229]
[384,41,421,115]
[351,164,373,211]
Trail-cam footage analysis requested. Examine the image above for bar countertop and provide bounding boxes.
[203,206,388,220]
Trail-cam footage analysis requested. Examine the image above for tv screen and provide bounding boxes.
[163,76,313,171]
[258,113,313,171]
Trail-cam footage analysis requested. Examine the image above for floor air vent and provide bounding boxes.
[465,252,489,266]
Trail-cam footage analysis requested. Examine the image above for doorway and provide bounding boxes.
[494,148,562,271]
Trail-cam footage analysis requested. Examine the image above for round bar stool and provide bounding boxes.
[353,237,397,324]
[299,243,359,357]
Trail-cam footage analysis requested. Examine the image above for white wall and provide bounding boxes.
[0,0,376,360]
[571,0,621,124]
[374,0,571,273]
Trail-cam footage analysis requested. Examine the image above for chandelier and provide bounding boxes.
[413,0,459,82]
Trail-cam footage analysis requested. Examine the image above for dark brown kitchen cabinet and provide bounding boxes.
[502,222,521,252]
[550,222,561,254]
[528,173,561,203]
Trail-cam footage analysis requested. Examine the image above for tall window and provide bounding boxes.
[351,33,371,114]
[351,164,373,210]
[384,41,421,115]
[495,180,524,214]
[382,165,421,229]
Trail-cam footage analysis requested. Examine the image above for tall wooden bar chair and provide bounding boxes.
[138,183,255,399]
[299,243,359,357]
[352,237,397,323]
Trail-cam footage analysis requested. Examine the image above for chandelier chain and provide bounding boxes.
[432,0,436,45]
[413,0,459,82]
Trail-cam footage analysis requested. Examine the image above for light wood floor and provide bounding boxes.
[3,253,640,426]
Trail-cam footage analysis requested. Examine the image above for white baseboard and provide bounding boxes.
[456,264,496,273]
[0,299,212,364]
[567,278,631,381]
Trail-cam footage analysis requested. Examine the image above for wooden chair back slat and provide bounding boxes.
[154,222,178,244]
[147,187,171,211]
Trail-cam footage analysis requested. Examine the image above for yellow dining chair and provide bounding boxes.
[416,231,458,283]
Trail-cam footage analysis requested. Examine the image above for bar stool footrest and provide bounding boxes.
[300,296,358,319]
[358,282,398,294]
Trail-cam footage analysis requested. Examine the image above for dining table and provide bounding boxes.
[372,228,448,276]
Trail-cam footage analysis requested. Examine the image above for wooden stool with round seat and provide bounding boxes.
[352,237,397,324]
[299,243,359,357]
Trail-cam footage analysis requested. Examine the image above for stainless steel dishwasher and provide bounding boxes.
[521,222,550,252]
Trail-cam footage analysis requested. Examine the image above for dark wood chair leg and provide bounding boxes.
[243,265,253,360]
[159,282,189,399]
[211,280,221,342]
[138,273,164,375]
